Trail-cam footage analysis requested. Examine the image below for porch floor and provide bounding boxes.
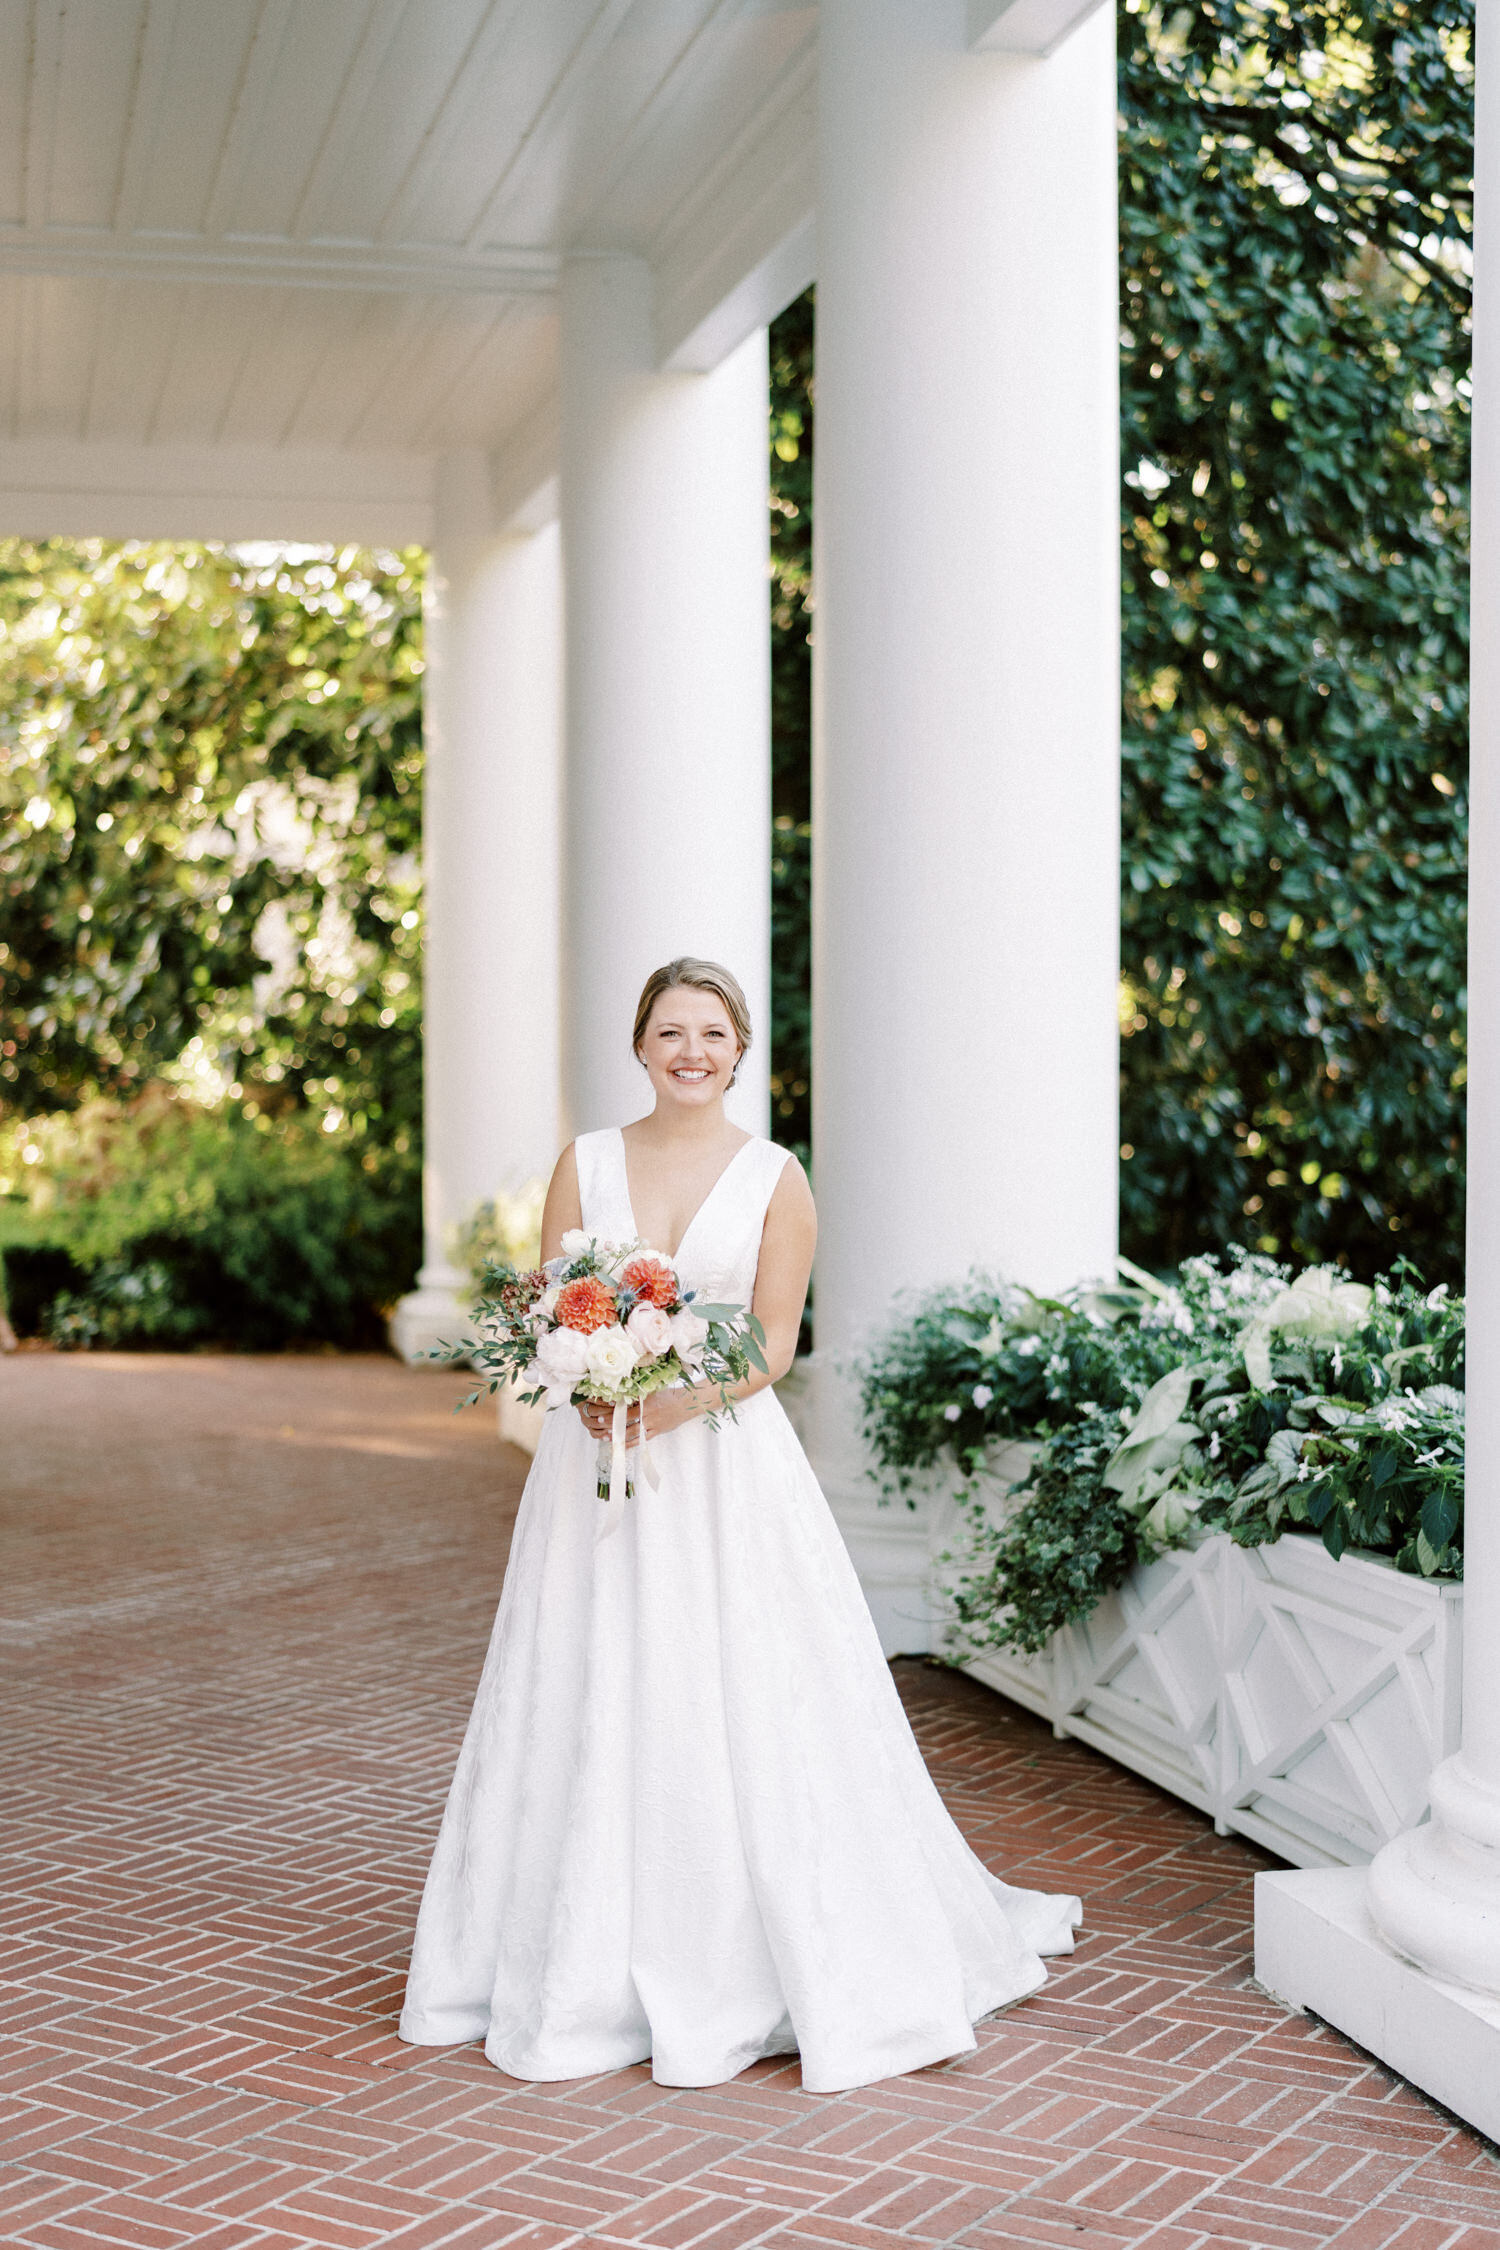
[4,1351,1499,2250]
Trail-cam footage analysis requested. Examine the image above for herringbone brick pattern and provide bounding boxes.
[3,1352,1498,2250]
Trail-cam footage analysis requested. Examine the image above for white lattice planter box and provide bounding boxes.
[953,1530,1462,1870]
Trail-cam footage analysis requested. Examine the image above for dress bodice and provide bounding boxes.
[574,1127,790,1307]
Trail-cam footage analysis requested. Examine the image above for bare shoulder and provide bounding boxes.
[766,1149,816,1236]
[549,1139,580,1189]
[540,1142,582,1259]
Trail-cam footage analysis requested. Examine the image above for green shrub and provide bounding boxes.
[0,1089,418,1350]
[858,1253,1465,1657]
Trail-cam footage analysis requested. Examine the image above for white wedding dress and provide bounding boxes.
[399,1126,1081,2093]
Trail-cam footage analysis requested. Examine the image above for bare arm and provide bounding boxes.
[578,1158,817,1442]
[539,1142,581,1265]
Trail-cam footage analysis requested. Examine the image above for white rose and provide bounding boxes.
[585,1324,638,1388]
[668,1307,710,1369]
[560,1228,591,1259]
[536,1285,561,1320]
[626,1303,673,1360]
[535,1326,590,1384]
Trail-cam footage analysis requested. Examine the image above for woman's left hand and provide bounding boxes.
[576,1387,704,1444]
[637,1386,705,1439]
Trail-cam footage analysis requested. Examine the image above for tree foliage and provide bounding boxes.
[1118,0,1472,1280]
[769,292,814,1161]
[0,540,425,1155]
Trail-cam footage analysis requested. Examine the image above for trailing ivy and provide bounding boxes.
[858,1254,1466,1657]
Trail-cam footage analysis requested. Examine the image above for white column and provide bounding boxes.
[1254,0,1500,2146]
[559,255,770,1141]
[390,452,562,1364]
[810,0,1121,1647]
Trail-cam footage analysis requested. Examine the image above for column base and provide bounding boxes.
[1365,1755,1500,1994]
[388,1269,474,1367]
[1255,1865,1500,2146]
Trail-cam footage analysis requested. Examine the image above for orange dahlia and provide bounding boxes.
[622,1256,676,1308]
[555,1276,617,1334]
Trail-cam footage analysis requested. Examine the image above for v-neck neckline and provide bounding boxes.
[616,1127,756,1263]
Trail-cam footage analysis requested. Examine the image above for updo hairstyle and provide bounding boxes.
[632,958,753,1084]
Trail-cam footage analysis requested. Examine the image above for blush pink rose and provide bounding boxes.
[626,1302,673,1359]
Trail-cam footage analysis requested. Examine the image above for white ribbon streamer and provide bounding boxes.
[595,1392,661,1545]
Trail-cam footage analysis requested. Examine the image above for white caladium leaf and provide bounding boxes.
[1119,1426,1202,1505]
[1243,1324,1276,1392]
[1120,1364,1198,1447]
[1266,1427,1305,1487]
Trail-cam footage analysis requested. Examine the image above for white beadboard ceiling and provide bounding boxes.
[0,0,818,539]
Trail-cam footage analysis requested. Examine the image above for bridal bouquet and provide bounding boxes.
[449,1230,767,1508]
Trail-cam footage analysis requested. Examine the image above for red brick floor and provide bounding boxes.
[4,1352,1499,2250]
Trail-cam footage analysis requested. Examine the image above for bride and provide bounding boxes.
[399,956,1081,2093]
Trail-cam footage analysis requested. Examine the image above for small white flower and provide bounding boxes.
[943,1403,963,1422]
[1208,1432,1221,1460]
[1427,1283,1451,1310]
[972,1384,994,1408]
[560,1228,591,1258]
[1015,1334,1041,1357]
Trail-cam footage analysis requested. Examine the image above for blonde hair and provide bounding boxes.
[632,957,753,1070]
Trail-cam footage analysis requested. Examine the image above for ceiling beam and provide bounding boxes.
[968,0,1110,57]
[0,434,432,544]
[653,43,816,372]
[0,232,558,297]
[662,211,814,376]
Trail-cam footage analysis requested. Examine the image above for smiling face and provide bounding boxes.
[637,985,743,1112]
